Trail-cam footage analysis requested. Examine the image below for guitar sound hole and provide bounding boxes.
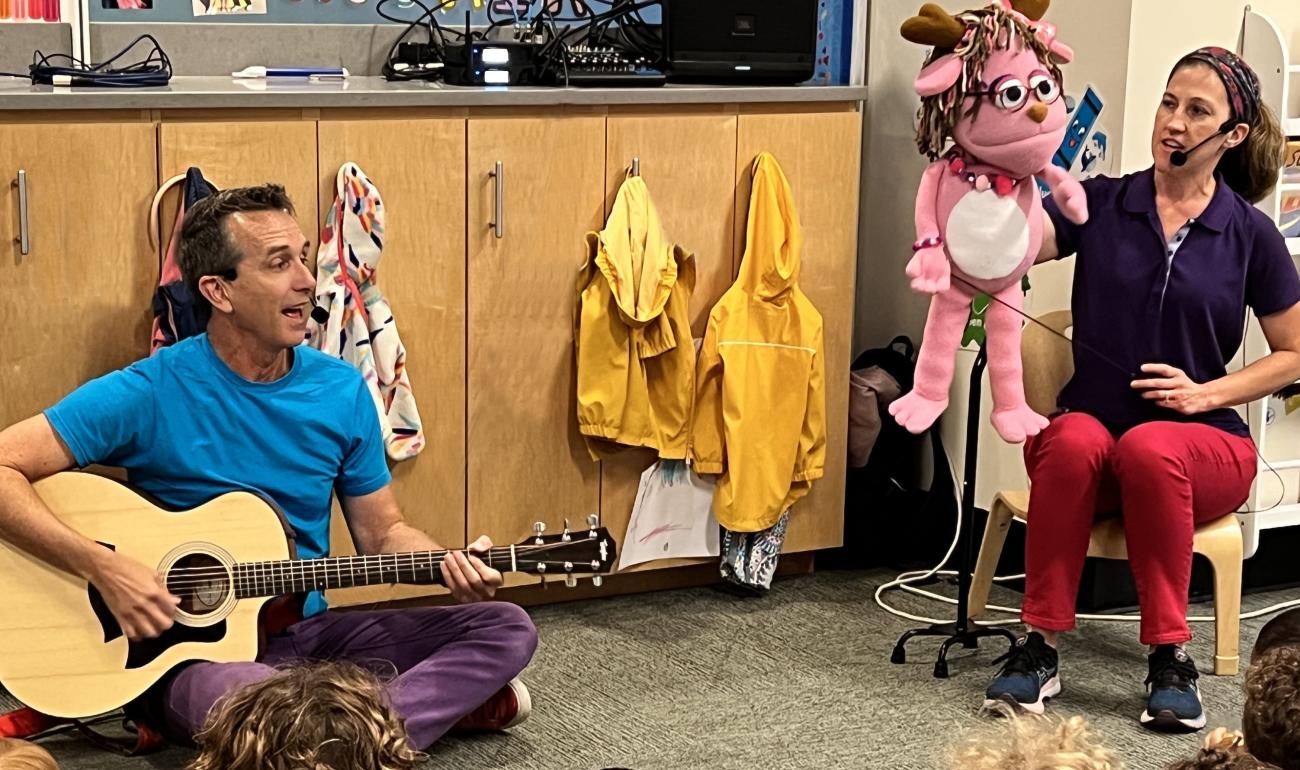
[166,553,231,617]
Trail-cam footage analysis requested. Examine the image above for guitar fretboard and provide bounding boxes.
[230,549,509,598]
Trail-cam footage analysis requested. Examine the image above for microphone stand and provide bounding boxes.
[890,341,1018,678]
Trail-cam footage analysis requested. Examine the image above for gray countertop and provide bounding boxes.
[0,75,867,111]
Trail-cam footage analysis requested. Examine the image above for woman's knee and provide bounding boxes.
[1027,412,1113,479]
[1112,424,1184,481]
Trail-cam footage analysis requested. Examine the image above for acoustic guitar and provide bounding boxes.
[0,472,617,719]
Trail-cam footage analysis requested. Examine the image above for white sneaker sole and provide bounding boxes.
[503,678,531,729]
[983,675,1061,716]
[1139,706,1205,732]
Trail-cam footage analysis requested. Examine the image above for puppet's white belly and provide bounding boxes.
[945,190,1030,280]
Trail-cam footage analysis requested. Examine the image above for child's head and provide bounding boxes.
[186,661,423,770]
[1250,607,1300,664]
[1242,643,1300,770]
[0,738,58,770]
[1165,747,1280,770]
[950,708,1118,770]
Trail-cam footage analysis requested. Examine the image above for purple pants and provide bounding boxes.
[162,602,538,749]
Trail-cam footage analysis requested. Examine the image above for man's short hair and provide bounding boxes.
[177,184,297,302]
[1243,643,1300,770]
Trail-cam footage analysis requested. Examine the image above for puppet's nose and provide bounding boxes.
[1028,103,1049,123]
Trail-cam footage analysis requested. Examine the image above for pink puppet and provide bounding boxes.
[888,0,1088,444]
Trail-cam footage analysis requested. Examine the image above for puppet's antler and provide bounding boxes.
[1008,0,1049,21]
[900,3,966,48]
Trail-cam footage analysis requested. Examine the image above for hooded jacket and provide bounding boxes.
[691,152,827,532]
[576,175,696,460]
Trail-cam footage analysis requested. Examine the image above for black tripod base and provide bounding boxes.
[891,624,1018,679]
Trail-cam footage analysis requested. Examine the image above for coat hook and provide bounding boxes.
[631,157,640,177]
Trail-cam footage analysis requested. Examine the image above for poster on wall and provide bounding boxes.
[103,1,152,8]
[192,0,267,16]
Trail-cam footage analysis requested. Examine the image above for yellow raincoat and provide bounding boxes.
[575,175,696,460]
[691,152,826,532]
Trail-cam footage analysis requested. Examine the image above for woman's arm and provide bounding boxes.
[1036,209,1059,263]
[1131,302,1300,414]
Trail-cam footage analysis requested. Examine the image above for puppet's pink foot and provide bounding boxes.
[990,406,1049,444]
[889,391,948,434]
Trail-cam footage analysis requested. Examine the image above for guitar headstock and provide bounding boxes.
[511,517,618,588]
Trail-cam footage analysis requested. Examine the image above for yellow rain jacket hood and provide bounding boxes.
[576,175,696,460]
[691,152,826,532]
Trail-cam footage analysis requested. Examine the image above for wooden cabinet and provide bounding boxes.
[158,121,319,261]
[0,122,156,428]
[600,112,740,571]
[734,109,863,554]
[317,116,468,606]
[1,102,862,606]
[465,116,605,558]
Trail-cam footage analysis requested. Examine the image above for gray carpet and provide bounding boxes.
[28,569,1293,769]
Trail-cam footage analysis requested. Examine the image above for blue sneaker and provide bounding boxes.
[1141,645,1206,732]
[984,632,1061,714]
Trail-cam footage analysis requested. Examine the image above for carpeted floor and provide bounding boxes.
[26,569,1290,769]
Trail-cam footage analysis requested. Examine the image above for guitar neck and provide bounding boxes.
[232,547,517,598]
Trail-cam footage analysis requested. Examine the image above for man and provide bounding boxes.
[0,185,537,749]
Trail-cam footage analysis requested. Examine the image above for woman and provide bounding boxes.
[984,47,1300,733]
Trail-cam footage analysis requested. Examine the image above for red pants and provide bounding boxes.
[1022,412,1256,645]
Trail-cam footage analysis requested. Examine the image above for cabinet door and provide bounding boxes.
[734,110,862,553]
[0,123,156,428]
[466,116,605,562]
[317,117,468,607]
[158,121,319,260]
[601,112,738,571]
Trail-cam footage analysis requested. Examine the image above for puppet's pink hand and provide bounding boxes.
[1051,178,1089,225]
[905,245,951,294]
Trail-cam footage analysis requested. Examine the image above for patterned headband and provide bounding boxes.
[1173,46,1261,127]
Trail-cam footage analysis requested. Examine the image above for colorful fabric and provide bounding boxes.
[720,511,791,592]
[149,167,217,355]
[307,163,424,461]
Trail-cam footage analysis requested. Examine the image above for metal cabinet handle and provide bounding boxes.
[13,170,29,256]
[488,161,504,239]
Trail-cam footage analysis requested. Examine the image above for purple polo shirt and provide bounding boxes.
[1045,168,1300,438]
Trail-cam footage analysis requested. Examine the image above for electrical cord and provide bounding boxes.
[13,34,172,88]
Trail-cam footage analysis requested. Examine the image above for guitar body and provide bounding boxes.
[0,472,293,718]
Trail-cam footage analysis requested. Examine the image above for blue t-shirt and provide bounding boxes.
[1045,168,1300,437]
[45,334,391,617]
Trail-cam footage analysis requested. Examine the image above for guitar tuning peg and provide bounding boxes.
[565,574,577,588]
[533,521,545,544]
[561,518,572,542]
[592,575,603,588]
[587,514,598,529]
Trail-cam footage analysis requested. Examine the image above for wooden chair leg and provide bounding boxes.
[1202,528,1244,676]
[969,497,1016,619]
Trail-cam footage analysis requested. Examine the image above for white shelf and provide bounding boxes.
[1289,237,1300,257]
[1282,181,1300,194]
[1288,117,1300,138]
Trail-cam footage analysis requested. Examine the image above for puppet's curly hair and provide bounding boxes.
[1242,643,1300,770]
[915,3,1065,159]
[185,661,424,770]
[949,706,1119,770]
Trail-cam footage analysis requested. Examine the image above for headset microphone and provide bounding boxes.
[309,301,329,325]
[1169,119,1237,167]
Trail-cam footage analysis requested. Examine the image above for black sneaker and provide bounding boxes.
[1141,645,1205,732]
[984,632,1061,714]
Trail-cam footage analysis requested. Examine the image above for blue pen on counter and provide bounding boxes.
[232,66,350,81]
